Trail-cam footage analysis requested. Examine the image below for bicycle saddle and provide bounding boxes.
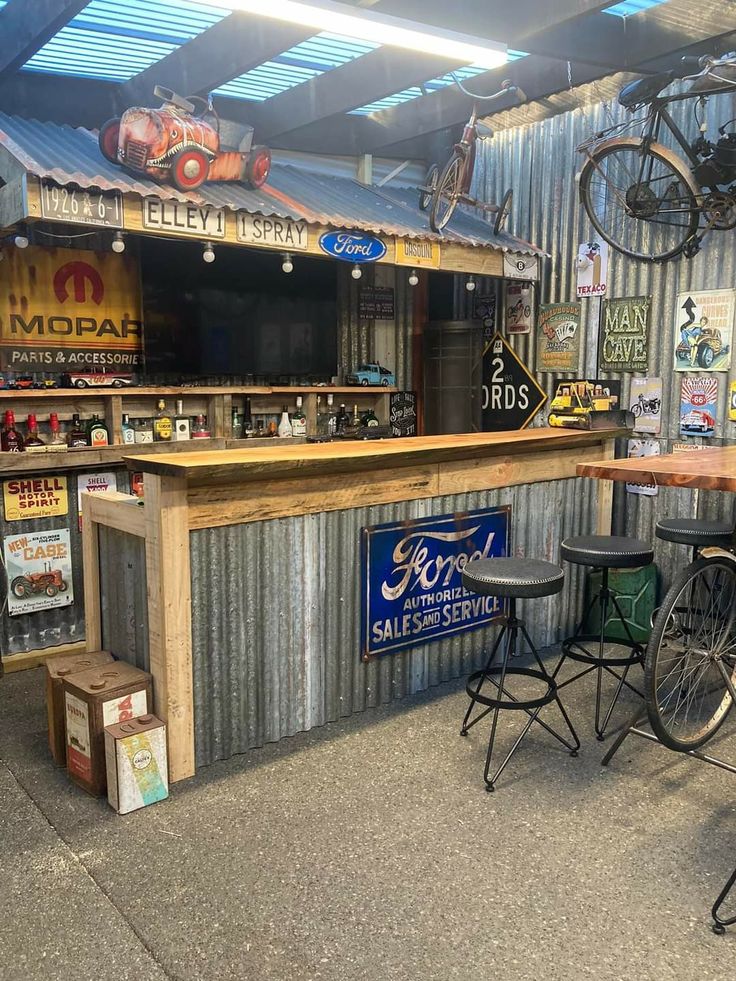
[618,71,674,107]
[476,120,494,139]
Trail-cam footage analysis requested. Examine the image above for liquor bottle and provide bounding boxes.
[267,419,278,438]
[192,414,211,439]
[153,399,173,442]
[1,410,24,452]
[67,413,87,448]
[291,396,307,436]
[87,414,110,447]
[173,400,190,441]
[24,414,46,453]
[231,405,244,440]
[277,405,293,438]
[336,403,350,435]
[121,413,135,445]
[47,413,67,452]
[351,403,361,428]
[244,397,254,438]
[326,393,337,437]
[361,407,380,428]
[255,419,265,439]
[134,417,154,443]
[315,395,325,436]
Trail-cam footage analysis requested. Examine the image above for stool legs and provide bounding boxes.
[461,599,580,792]
[555,567,644,741]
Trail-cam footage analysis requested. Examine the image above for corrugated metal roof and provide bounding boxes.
[0,113,544,255]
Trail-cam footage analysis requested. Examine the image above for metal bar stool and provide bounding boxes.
[460,557,580,792]
[555,535,654,741]
[655,517,734,562]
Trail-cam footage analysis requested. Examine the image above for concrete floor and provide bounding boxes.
[1,663,735,981]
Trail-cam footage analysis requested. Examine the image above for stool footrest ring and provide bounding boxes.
[466,666,557,712]
[562,634,643,668]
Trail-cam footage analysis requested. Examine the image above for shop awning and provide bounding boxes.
[0,113,544,258]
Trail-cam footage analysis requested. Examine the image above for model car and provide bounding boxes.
[11,375,35,390]
[346,363,396,387]
[98,86,271,192]
[681,409,715,434]
[61,372,134,389]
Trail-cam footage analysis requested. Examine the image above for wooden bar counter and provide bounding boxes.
[82,428,621,783]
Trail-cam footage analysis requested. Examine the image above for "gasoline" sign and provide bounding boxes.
[3,476,69,521]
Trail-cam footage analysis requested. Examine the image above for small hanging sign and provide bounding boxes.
[3,528,74,616]
[503,252,539,281]
[389,392,418,437]
[537,302,582,373]
[394,238,440,268]
[625,439,660,496]
[576,240,608,297]
[629,377,662,434]
[359,286,395,320]
[680,375,718,438]
[730,380,736,421]
[319,230,386,263]
[3,476,69,522]
[504,281,534,335]
[599,295,650,371]
[674,289,734,372]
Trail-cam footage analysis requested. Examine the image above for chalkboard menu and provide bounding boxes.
[389,391,418,437]
[359,286,395,320]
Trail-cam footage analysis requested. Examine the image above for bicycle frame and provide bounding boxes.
[454,104,479,197]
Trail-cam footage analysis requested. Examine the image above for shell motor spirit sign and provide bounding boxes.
[361,506,510,659]
[0,246,143,370]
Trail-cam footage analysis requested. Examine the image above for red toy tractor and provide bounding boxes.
[99,86,271,192]
[11,566,68,599]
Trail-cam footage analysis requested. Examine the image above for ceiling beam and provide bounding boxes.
[251,49,465,141]
[119,13,312,107]
[0,0,88,79]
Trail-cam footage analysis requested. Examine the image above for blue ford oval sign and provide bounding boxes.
[318,230,386,263]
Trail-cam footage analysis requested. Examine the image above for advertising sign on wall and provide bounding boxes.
[359,286,395,320]
[576,240,609,297]
[599,295,651,371]
[482,332,547,431]
[77,472,118,532]
[3,528,74,616]
[0,246,143,371]
[236,213,309,250]
[730,380,736,421]
[504,281,533,334]
[2,475,68,521]
[625,439,661,496]
[394,238,441,269]
[674,289,734,372]
[503,252,539,281]
[629,377,662,434]
[361,506,510,659]
[142,197,226,238]
[389,391,418,437]
[318,230,386,263]
[680,375,718,438]
[537,302,581,372]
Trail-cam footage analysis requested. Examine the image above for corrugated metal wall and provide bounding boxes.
[0,467,130,659]
[472,84,736,583]
[189,476,600,767]
[98,525,149,672]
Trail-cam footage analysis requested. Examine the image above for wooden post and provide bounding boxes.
[596,438,616,535]
[106,394,123,445]
[144,474,195,782]
[81,495,102,651]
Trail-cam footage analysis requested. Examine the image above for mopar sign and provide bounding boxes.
[361,506,510,659]
[319,230,386,263]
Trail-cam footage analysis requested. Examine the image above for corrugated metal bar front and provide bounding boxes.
[0,467,131,659]
[98,525,149,672]
[190,475,601,767]
[471,83,736,585]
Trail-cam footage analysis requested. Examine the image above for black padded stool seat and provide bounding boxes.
[655,517,734,548]
[561,535,653,569]
[462,558,564,599]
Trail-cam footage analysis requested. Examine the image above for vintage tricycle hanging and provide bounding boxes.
[99,86,272,192]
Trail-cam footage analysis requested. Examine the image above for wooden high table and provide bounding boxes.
[82,428,623,783]
[577,445,736,493]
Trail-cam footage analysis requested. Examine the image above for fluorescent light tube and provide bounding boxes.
[203,0,507,70]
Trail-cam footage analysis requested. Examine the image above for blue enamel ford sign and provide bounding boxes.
[361,506,510,659]
[319,230,387,263]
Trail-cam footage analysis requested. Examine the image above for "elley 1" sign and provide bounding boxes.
[361,506,509,659]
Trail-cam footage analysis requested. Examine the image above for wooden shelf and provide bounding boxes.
[0,385,394,399]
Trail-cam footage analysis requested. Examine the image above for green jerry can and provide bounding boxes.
[582,564,657,644]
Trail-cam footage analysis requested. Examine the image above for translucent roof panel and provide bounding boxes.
[349,52,526,117]
[603,0,669,15]
[21,0,231,81]
[214,32,377,102]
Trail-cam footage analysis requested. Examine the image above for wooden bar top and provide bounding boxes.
[124,428,623,486]
[577,446,736,493]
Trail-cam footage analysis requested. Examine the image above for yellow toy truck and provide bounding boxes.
[548,381,633,430]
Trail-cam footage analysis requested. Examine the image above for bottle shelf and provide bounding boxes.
[0,385,395,399]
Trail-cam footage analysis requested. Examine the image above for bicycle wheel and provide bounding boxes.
[430,152,463,232]
[645,556,736,751]
[494,188,513,234]
[579,139,700,262]
[419,164,439,211]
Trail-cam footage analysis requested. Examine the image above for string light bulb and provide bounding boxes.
[282,252,293,273]
[14,234,29,249]
[408,269,419,287]
[202,241,215,263]
[111,231,125,253]
[351,264,362,280]
[465,276,476,292]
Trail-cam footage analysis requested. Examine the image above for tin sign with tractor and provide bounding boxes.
[99,87,272,192]
[3,528,74,615]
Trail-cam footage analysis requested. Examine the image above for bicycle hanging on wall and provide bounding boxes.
[578,52,736,262]
[418,76,526,234]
